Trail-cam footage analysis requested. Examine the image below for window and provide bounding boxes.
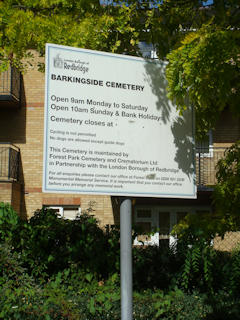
[134,209,159,245]
[134,206,211,246]
[138,42,158,59]
[48,206,81,220]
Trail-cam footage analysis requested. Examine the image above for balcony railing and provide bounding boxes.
[0,67,21,107]
[196,147,226,188]
[0,144,20,181]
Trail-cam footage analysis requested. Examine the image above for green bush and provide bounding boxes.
[0,239,238,320]
[206,290,240,320]
[160,290,212,320]
[20,207,120,279]
[0,271,80,319]
[133,289,212,320]
[0,262,213,320]
[133,244,181,290]
[171,212,237,294]
[0,204,119,279]
[214,141,240,229]
[2,202,240,319]
[0,202,20,241]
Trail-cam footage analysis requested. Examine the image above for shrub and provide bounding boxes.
[2,202,240,318]
[133,244,181,290]
[0,203,120,279]
[206,290,240,320]
[160,290,212,320]
[214,141,240,230]
[0,246,213,320]
[0,202,20,242]
[13,207,120,279]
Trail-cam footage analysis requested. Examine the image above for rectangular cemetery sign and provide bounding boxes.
[43,43,196,198]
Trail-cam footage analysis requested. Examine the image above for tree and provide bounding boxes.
[163,1,240,137]
[0,0,239,134]
[0,0,141,71]
[214,141,240,230]
[109,0,240,137]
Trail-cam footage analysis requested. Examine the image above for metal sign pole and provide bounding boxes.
[120,198,133,320]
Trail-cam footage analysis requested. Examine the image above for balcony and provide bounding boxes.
[0,67,21,108]
[196,147,226,189]
[0,144,20,181]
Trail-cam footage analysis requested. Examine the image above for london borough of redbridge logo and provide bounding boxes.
[53,54,63,68]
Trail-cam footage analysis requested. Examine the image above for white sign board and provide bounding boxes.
[43,43,196,198]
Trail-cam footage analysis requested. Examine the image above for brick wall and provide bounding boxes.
[0,182,21,214]
[11,182,22,214]
[0,60,114,225]
[0,183,12,204]
[213,108,240,146]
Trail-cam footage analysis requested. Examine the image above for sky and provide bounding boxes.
[100,1,214,6]
[204,0,214,5]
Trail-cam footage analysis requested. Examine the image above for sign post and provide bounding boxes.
[120,198,132,320]
[43,43,196,320]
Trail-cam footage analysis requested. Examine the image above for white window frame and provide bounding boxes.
[134,205,211,247]
[48,206,81,220]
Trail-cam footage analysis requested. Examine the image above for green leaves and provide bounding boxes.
[214,141,240,229]
[0,205,121,280]
[0,0,141,71]
[166,23,240,137]
[0,202,20,241]
[0,0,239,136]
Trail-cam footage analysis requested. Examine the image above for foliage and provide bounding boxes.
[0,202,20,241]
[207,290,240,320]
[0,202,120,279]
[170,140,240,293]
[160,290,211,320]
[0,0,239,136]
[166,24,240,137]
[144,0,214,60]
[133,244,181,290]
[0,0,141,71]
[2,202,240,318]
[171,212,230,293]
[0,242,29,286]
[178,241,218,293]
[132,288,212,320]
[227,246,240,296]
[0,254,213,320]
[22,207,120,278]
[214,141,240,228]
[0,242,212,319]
[172,212,219,244]
[0,267,79,319]
[1,1,239,135]
[161,0,240,136]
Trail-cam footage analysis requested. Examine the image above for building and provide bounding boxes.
[0,49,239,248]
[0,59,114,224]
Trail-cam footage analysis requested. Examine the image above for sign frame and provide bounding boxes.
[43,43,196,199]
